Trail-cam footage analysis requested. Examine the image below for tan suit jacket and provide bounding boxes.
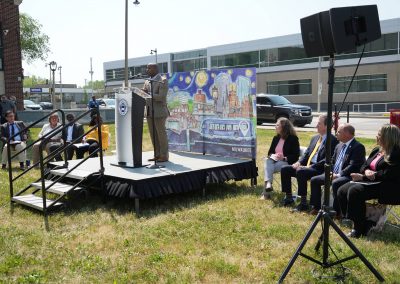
[143,73,169,118]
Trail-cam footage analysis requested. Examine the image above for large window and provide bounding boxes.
[172,49,207,61]
[105,62,168,82]
[172,58,206,72]
[267,79,312,96]
[211,51,259,68]
[333,74,387,93]
[335,32,398,60]
[260,47,318,67]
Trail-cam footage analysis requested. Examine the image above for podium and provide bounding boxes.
[114,87,150,168]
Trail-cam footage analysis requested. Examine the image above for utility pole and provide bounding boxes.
[89,57,94,97]
[124,0,128,88]
[317,56,322,113]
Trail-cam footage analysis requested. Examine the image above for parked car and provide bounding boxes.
[24,99,42,110]
[95,99,107,107]
[256,94,312,127]
[101,98,115,109]
[39,102,53,110]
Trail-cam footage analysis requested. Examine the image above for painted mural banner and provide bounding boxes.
[166,68,257,159]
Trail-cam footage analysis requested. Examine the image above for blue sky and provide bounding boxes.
[20,0,399,87]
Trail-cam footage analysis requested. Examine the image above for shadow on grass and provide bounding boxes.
[59,180,264,219]
[367,226,400,244]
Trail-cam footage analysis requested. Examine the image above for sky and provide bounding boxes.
[20,0,399,87]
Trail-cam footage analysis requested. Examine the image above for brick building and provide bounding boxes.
[0,0,23,111]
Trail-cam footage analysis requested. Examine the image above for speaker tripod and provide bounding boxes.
[278,55,384,283]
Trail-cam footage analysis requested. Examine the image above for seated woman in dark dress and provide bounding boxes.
[337,124,400,238]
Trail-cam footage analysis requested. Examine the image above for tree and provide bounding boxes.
[20,13,50,63]
[23,75,48,88]
[85,80,105,91]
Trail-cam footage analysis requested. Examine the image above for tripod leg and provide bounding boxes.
[327,217,385,282]
[278,212,323,283]
[315,232,323,252]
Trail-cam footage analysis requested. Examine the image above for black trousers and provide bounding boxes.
[280,165,321,197]
[48,144,63,161]
[310,174,350,213]
[337,181,380,233]
[65,142,76,160]
[76,140,99,159]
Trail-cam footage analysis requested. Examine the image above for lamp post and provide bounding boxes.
[150,48,158,64]
[89,57,94,97]
[124,0,141,88]
[49,61,57,108]
[58,66,63,109]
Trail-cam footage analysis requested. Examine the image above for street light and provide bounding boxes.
[150,48,158,64]
[49,61,57,108]
[124,0,141,88]
[58,66,63,109]
[89,57,94,97]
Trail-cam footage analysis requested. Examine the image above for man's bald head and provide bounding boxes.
[146,63,158,77]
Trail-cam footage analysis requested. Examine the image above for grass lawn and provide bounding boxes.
[1,125,399,283]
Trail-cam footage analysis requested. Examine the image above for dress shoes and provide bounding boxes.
[157,156,169,162]
[309,208,319,215]
[347,229,362,238]
[281,197,294,207]
[264,186,273,193]
[291,203,310,213]
[341,218,353,228]
[260,185,273,200]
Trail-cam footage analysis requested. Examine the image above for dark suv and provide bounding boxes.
[256,94,312,127]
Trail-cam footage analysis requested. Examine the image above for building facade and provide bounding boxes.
[0,0,24,110]
[104,18,400,111]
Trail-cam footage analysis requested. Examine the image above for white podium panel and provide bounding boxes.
[115,89,133,166]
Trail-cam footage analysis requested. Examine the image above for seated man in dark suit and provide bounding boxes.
[64,113,84,160]
[280,114,338,212]
[309,123,366,216]
[1,110,29,170]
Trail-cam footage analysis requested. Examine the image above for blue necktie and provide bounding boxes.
[9,123,15,138]
[333,144,347,174]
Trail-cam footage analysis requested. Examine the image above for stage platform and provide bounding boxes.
[52,151,257,211]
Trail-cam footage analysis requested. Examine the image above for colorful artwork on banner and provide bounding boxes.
[166,68,257,159]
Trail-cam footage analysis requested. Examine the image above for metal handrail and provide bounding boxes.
[7,108,104,215]
[7,109,66,201]
[36,108,104,215]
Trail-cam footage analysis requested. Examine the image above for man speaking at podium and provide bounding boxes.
[142,63,169,162]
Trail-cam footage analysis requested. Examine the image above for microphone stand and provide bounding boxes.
[145,75,165,170]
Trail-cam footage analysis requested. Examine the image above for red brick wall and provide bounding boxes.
[0,0,23,111]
